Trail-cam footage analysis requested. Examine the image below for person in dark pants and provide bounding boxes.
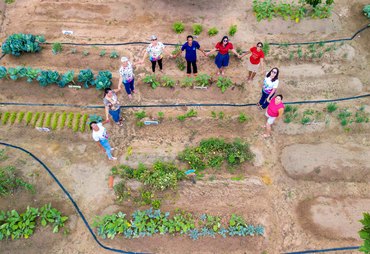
[257,68,280,110]
[141,35,171,73]
[173,35,206,77]
[206,36,240,76]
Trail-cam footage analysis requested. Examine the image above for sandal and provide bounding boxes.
[262,134,271,138]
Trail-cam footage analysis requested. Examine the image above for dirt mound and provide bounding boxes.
[298,196,370,240]
[281,142,370,182]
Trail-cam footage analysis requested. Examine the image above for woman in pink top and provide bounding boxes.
[263,94,285,137]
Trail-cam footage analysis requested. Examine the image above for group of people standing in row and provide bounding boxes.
[90,35,285,160]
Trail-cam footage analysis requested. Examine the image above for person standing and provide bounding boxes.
[263,94,285,138]
[206,36,240,76]
[118,57,139,99]
[141,35,170,73]
[173,35,206,77]
[103,87,123,126]
[239,42,265,82]
[90,121,117,160]
[257,68,280,110]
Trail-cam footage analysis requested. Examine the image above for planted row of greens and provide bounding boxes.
[0,111,93,132]
[0,204,68,240]
[0,66,112,90]
[2,33,45,56]
[93,208,264,240]
[172,22,238,37]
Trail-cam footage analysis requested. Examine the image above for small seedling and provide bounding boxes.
[326,103,338,113]
[136,121,145,127]
[70,48,77,54]
[238,113,250,123]
[82,50,89,56]
[172,22,185,34]
[99,50,106,57]
[2,112,10,125]
[181,77,194,87]
[52,42,63,54]
[25,112,33,125]
[218,111,224,120]
[211,111,217,118]
[16,112,25,124]
[110,51,119,59]
[157,112,164,120]
[135,111,146,120]
[228,25,237,36]
[208,27,219,36]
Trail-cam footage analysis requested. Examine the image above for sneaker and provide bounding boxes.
[109,157,117,160]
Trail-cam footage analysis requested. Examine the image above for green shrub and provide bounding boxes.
[99,49,106,57]
[2,33,44,56]
[181,77,194,87]
[2,112,10,125]
[0,165,34,196]
[364,5,370,18]
[326,103,338,113]
[52,42,63,54]
[110,51,119,59]
[143,74,160,89]
[172,22,185,34]
[228,25,237,36]
[193,24,203,35]
[94,71,112,90]
[195,74,211,87]
[77,69,95,88]
[208,27,219,36]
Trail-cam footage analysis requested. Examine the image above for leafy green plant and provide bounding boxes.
[143,74,160,89]
[43,112,52,128]
[25,67,41,82]
[326,103,338,113]
[82,50,89,56]
[0,165,34,196]
[216,76,233,93]
[177,109,197,121]
[39,203,68,233]
[9,112,17,125]
[7,66,26,80]
[99,49,106,57]
[67,113,74,129]
[359,212,370,253]
[2,33,43,56]
[73,113,81,132]
[211,111,217,118]
[161,76,175,88]
[37,70,60,87]
[364,5,370,18]
[157,112,164,120]
[228,25,237,36]
[337,108,352,126]
[0,66,7,79]
[172,22,185,34]
[193,24,203,35]
[57,71,74,88]
[195,74,211,87]
[208,27,219,36]
[52,42,63,54]
[80,114,89,132]
[238,113,250,123]
[110,51,119,59]
[51,113,60,130]
[1,112,10,125]
[283,105,299,123]
[77,69,95,88]
[25,112,33,125]
[17,111,26,124]
[59,112,67,129]
[218,111,224,120]
[175,57,186,71]
[135,110,146,120]
[94,71,112,90]
[32,112,40,127]
[88,114,102,124]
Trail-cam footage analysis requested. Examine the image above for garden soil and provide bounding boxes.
[0,0,370,253]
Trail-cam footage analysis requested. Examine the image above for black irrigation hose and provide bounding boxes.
[0,141,147,254]
[39,23,370,47]
[284,245,359,254]
[0,93,369,109]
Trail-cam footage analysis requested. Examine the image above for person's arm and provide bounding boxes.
[230,48,240,58]
[103,106,110,124]
[117,75,123,90]
[239,50,251,59]
[267,88,276,101]
[259,58,265,74]
[198,47,207,56]
[141,50,148,63]
[206,47,218,56]
[173,47,184,58]
[276,108,285,120]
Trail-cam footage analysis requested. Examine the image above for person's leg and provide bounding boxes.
[192,61,198,76]
[264,114,275,137]
[251,71,257,80]
[158,58,163,71]
[265,123,272,137]
[151,61,156,73]
[186,60,192,77]
[221,54,230,76]
[109,109,120,123]
[122,81,131,95]
[215,53,222,75]
[99,139,113,159]
[130,79,135,93]
[261,92,274,109]
[258,90,269,107]
[247,71,253,81]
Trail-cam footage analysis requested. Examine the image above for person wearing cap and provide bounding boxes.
[173,35,206,77]
[141,35,170,73]
[118,56,139,99]
[206,36,240,76]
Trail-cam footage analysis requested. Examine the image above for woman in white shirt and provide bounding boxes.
[118,57,140,99]
[257,67,280,110]
[140,35,170,73]
[90,121,116,160]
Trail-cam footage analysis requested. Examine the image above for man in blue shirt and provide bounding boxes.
[173,35,206,77]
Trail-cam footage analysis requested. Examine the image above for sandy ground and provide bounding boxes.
[0,0,370,253]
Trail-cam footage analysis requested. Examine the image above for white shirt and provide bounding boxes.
[119,62,134,82]
[146,42,165,61]
[262,76,279,94]
[92,123,108,141]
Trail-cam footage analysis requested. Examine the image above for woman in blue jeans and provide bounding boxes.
[90,121,116,160]
[103,88,123,126]
[257,67,280,110]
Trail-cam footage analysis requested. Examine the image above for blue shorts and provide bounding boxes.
[215,53,230,68]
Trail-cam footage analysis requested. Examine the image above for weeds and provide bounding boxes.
[0,165,35,196]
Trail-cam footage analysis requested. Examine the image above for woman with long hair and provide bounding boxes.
[103,87,123,126]
[257,67,280,110]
